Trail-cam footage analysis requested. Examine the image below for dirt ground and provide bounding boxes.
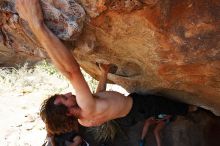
[0,91,46,146]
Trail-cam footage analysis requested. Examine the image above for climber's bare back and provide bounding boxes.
[78,91,133,127]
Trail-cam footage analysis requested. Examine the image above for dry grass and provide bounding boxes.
[0,60,99,96]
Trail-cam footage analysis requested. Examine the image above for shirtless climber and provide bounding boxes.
[16,0,196,133]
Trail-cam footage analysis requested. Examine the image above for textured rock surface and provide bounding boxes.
[0,0,220,117]
[76,0,220,116]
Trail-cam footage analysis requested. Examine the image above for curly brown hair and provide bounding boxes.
[40,94,79,135]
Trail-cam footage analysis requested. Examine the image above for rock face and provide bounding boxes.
[0,0,86,66]
[0,0,220,145]
[0,0,220,116]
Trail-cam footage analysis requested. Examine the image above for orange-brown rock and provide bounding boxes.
[0,0,220,117]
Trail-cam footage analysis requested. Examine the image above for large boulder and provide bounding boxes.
[0,0,220,116]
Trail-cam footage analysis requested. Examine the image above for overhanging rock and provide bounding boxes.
[0,0,220,116]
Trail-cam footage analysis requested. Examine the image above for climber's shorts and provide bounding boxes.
[115,93,188,127]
